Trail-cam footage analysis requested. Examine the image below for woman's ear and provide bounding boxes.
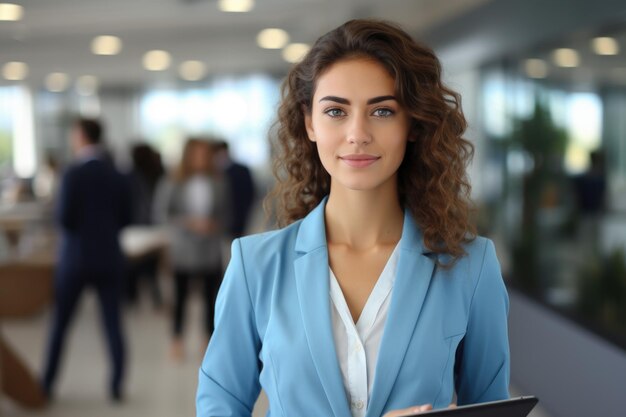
[303,105,316,142]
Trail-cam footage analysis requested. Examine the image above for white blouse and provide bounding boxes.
[329,243,400,417]
[183,175,213,217]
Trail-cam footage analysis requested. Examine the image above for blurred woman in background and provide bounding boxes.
[126,143,165,309]
[153,138,229,361]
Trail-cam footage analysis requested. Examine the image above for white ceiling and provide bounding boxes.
[516,28,626,88]
[0,0,492,89]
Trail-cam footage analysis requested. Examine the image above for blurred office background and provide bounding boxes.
[1,0,626,416]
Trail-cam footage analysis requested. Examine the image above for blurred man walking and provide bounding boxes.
[42,118,131,402]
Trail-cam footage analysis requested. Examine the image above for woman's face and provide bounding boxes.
[305,57,412,193]
[188,143,213,174]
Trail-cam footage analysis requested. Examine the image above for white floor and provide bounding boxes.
[0,287,268,417]
[1,287,551,417]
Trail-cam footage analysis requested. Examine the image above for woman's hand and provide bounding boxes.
[184,218,217,235]
[383,404,432,417]
[383,403,456,417]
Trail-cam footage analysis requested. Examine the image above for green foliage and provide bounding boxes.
[513,101,568,160]
[0,129,12,164]
[507,101,570,292]
[577,248,626,335]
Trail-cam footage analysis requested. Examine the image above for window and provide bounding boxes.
[140,74,279,168]
[0,86,36,179]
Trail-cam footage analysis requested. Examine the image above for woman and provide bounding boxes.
[154,138,229,360]
[126,143,165,308]
[196,19,509,417]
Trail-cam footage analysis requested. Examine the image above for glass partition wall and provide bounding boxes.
[479,25,626,348]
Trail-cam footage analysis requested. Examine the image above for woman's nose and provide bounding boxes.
[346,114,372,145]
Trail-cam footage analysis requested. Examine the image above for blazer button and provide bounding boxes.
[352,400,364,410]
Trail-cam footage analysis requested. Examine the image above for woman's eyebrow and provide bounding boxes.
[319,95,350,104]
[367,95,396,104]
[318,95,397,105]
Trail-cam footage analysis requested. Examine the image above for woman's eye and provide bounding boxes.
[324,108,345,118]
[373,108,394,117]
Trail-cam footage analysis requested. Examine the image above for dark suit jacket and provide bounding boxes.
[225,162,255,237]
[56,156,131,278]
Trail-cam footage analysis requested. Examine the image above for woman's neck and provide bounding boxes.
[325,182,404,251]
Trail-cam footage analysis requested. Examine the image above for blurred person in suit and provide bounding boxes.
[42,118,132,402]
[153,138,230,361]
[571,150,607,248]
[128,143,165,225]
[572,150,606,215]
[125,143,165,308]
[213,140,256,238]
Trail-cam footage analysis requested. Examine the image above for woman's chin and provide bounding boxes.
[334,178,388,193]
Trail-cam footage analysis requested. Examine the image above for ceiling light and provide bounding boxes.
[218,0,254,12]
[0,3,23,21]
[2,61,28,81]
[143,50,171,71]
[282,43,310,64]
[591,36,619,55]
[257,28,289,49]
[524,59,548,79]
[179,60,207,81]
[552,48,579,68]
[92,36,123,55]
[45,73,69,93]
[76,75,99,96]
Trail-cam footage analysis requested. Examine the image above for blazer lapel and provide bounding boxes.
[366,211,436,417]
[294,198,352,417]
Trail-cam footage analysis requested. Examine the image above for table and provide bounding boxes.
[0,259,54,408]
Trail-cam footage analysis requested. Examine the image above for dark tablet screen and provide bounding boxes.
[399,396,538,417]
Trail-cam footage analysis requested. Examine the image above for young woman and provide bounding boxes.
[153,139,229,360]
[196,19,509,417]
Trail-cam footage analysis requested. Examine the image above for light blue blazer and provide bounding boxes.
[197,197,510,417]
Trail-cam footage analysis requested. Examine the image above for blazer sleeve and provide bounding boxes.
[455,239,510,405]
[152,178,175,224]
[196,238,262,417]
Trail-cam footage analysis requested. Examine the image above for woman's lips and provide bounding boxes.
[339,154,380,168]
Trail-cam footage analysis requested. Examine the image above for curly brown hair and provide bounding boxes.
[174,138,214,182]
[269,19,475,261]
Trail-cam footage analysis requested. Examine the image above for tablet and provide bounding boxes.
[398,396,539,417]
